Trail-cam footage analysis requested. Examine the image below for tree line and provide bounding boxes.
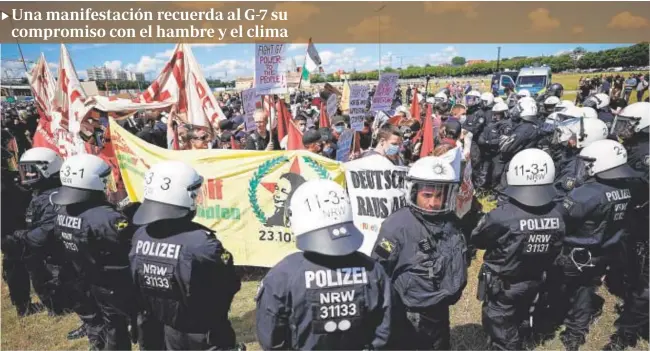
[310,42,649,83]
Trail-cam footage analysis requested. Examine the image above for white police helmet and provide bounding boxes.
[611,102,650,138]
[518,98,538,122]
[553,117,609,149]
[492,101,509,113]
[405,156,459,215]
[133,161,204,225]
[494,97,505,105]
[580,107,598,119]
[288,179,363,256]
[584,93,610,110]
[52,154,111,205]
[555,100,575,113]
[517,89,531,99]
[544,96,560,111]
[18,147,63,186]
[578,139,639,180]
[480,92,494,108]
[465,90,482,107]
[504,149,556,206]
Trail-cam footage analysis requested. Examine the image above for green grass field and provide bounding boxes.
[2,249,648,350]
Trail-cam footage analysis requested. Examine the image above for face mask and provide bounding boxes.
[300,126,307,132]
[334,126,344,134]
[459,114,467,125]
[385,144,400,156]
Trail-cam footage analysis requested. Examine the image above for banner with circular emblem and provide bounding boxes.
[110,119,346,267]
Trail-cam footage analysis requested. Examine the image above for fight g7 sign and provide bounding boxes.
[255,43,287,96]
[344,155,408,255]
[370,72,399,112]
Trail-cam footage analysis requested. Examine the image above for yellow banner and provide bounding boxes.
[340,79,351,113]
[109,119,347,267]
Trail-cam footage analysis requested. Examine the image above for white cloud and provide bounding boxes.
[103,60,122,71]
[202,58,255,79]
[76,70,88,80]
[155,49,175,59]
[191,44,228,52]
[48,62,59,70]
[295,47,370,73]
[554,50,571,56]
[125,55,166,74]
[288,43,307,52]
[443,46,456,53]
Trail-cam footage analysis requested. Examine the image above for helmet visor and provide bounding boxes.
[408,181,458,214]
[610,115,638,140]
[18,163,42,185]
[465,95,480,107]
[552,119,580,145]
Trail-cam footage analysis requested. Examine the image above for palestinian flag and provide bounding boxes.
[301,38,322,81]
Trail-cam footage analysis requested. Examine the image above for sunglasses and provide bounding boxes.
[192,135,209,141]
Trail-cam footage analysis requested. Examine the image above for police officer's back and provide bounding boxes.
[472,149,565,350]
[371,156,467,350]
[256,179,392,350]
[52,154,135,350]
[584,93,614,130]
[556,139,642,351]
[130,161,241,350]
[13,147,71,316]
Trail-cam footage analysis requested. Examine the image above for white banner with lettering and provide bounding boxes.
[344,155,409,255]
[255,43,288,96]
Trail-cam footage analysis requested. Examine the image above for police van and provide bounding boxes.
[491,70,518,96]
[515,66,552,97]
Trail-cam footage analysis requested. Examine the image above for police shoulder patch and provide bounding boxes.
[563,177,576,191]
[643,155,649,167]
[374,238,395,259]
[562,198,575,211]
[115,219,129,231]
[220,250,232,265]
[479,117,485,124]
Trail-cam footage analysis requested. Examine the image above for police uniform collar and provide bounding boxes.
[411,209,452,231]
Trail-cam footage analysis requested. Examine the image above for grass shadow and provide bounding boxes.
[230,308,257,345]
[451,323,488,350]
[235,267,269,282]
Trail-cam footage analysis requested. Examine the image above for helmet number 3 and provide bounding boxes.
[145,171,172,191]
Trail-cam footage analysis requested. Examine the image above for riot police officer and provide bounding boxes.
[256,179,392,350]
[611,102,649,179]
[555,139,642,351]
[52,154,136,350]
[472,148,565,350]
[372,156,467,350]
[477,101,512,193]
[583,93,614,130]
[496,98,541,191]
[551,117,609,199]
[130,161,241,350]
[13,147,71,316]
[604,102,649,350]
[1,140,39,318]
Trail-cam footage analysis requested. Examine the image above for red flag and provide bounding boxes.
[410,88,420,122]
[230,135,240,150]
[419,104,435,158]
[319,102,330,129]
[276,100,291,142]
[287,120,305,150]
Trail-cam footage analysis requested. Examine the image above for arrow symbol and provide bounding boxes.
[1,12,8,21]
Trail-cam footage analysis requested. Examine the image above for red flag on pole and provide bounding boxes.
[410,88,420,122]
[419,104,435,158]
[230,135,240,149]
[319,102,330,129]
[276,99,292,142]
[287,120,305,150]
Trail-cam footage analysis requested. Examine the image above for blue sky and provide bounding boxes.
[1,43,631,81]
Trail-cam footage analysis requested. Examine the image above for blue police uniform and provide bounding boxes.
[256,251,392,350]
[130,220,240,351]
[1,173,34,316]
[478,119,512,190]
[598,110,615,131]
[372,208,467,350]
[55,200,135,350]
[556,178,639,351]
[18,187,72,315]
[495,121,540,190]
[471,201,565,349]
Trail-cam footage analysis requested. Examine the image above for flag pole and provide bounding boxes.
[296,37,310,92]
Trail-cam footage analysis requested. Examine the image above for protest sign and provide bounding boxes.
[340,80,351,113]
[371,72,399,112]
[110,119,346,268]
[326,94,338,119]
[456,160,474,218]
[242,88,257,132]
[336,129,354,162]
[349,85,369,131]
[344,155,409,255]
[255,43,287,96]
